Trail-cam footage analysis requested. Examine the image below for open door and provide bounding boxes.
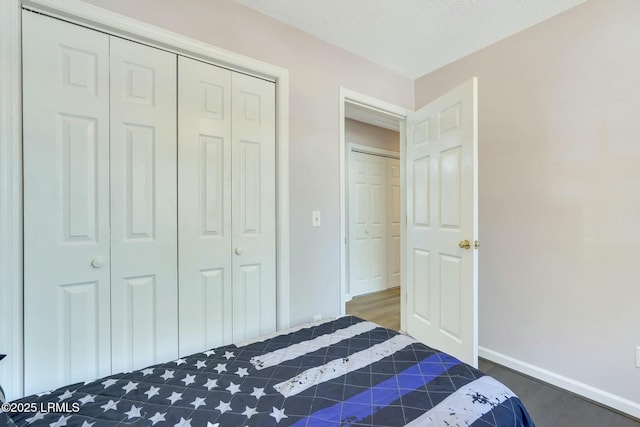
[405,78,478,367]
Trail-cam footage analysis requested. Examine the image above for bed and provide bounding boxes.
[3,316,534,426]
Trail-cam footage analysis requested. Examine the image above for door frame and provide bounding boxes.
[346,144,399,300]
[339,88,411,328]
[0,0,290,401]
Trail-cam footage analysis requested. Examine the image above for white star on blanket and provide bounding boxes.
[215,400,232,414]
[144,386,161,399]
[122,381,138,394]
[100,400,118,412]
[49,415,71,427]
[78,394,95,405]
[167,391,183,404]
[204,378,218,391]
[25,412,45,423]
[250,387,266,399]
[124,405,142,419]
[101,379,117,389]
[141,368,155,376]
[149,412,166,425]
[160,370,175,380]
[57,390,73,401]
[242,406,258,419]
[174,417,192,427]
[226,382,241,394]
[270,406,288,422]
[191,396,207,409]
[182,373,196,386]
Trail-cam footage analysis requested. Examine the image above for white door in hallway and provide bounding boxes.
[405,78,478,367]
[387,158,401,289]
[349,151,388,297]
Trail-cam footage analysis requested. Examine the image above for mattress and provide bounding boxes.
[4,316,534,426]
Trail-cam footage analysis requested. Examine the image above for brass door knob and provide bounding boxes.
[458,240,471,250]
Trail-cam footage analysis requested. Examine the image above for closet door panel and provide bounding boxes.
[231,73,277,342]
[348,152,371,297]
[178,57,233,356]
[368,155,387,292]
[348,152,389,297]
[109,37,178,372]
[22,11,111,394]
[387,158,401,288]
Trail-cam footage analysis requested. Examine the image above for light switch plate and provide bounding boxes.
[312,210,321,227]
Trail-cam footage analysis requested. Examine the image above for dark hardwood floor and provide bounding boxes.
[346,288,640,427]
[479,359,640,427]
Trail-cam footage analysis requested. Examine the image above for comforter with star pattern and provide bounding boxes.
[6,316,534,426]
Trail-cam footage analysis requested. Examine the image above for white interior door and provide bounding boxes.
[178,57,233,356]
[231,73,277,342]
[405,78,478,367]
[348,151,388,297]
[387,158,401,289]
[22,11,111,394]
[109,37,178,372]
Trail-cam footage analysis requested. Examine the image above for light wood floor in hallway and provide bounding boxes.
[346,287,400,331]
[346,288,640,427]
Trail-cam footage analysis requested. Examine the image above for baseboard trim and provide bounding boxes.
[479,347,640,419]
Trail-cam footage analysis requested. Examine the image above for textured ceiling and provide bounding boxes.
[233,0,587,79]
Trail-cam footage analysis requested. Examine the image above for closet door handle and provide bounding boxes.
[235,247,244,255]
[91,257,104,268]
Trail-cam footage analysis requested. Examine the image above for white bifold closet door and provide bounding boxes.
[348,152,400,298]
[22,11,178,394]
[23,12,111,395]
[178,57,276,356]
[108,37,178,375]
[349,152,388,297]
[387,158,401,289]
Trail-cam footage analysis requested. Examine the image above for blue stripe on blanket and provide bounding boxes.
[290,352,461,427]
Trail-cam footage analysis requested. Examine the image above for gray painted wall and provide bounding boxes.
[416,0,640,407]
